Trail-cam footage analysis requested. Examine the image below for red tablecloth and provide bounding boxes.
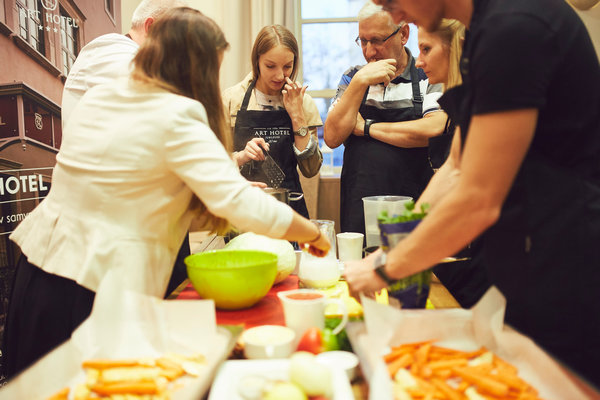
[176,275,299,328]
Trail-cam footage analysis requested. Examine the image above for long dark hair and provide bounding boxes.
[131,7,232,234]
[132,7,231,152]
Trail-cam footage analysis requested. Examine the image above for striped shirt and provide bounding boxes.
[330,49,443,116]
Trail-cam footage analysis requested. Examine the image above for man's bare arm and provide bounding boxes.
[360,110,447,148]
[323,59,396,148]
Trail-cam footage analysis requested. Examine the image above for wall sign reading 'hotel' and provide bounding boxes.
[23,0,80,33]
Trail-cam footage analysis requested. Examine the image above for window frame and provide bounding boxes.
[105,0,116,25]
[59,5,78,76]
[16,0,45,54]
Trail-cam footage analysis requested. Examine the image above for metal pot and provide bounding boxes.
[263,187,304,205]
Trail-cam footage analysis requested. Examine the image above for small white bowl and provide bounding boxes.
[241,325,296,360]
[316,351,359,381]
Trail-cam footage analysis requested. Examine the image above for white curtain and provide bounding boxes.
[188,0,296,90]
[121,0,296,90]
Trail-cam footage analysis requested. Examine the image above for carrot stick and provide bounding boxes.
[82,359,140,369]
[91,380,158,395]
[431,377,464,400]
[383,346,413,363]
[453,367,510,397]
[426,358,468,370]
[387,353,413,377]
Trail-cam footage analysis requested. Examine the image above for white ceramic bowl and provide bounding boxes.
[316,351,360,381]
[241,325,296,360]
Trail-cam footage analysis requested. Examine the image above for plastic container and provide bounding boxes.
[378,219,432,309]
[185,249,277,310]
[362,195,412,247]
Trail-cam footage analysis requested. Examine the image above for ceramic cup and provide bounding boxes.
[336,232,364,262]
[241,325,296,359]
[277,289,348,343]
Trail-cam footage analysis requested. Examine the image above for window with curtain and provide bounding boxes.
[60,7,78,76]
[299,0,419,168]
[16,0,45,54]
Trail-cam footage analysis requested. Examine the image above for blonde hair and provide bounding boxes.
[251,25,299,82]
[430,19,465,90]
[131,7,232,234]
[130,0,188,29]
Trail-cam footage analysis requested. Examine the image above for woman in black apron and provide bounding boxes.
[223,25,323,220]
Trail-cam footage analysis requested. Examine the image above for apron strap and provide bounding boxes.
[409,57,423,117]
[240,80,257,111]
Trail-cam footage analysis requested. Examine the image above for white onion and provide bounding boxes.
[289,351,333,397]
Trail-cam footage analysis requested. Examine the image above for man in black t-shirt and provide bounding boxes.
[344,0,600,386]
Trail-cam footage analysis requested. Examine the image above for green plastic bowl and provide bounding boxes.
[185,249,278,310]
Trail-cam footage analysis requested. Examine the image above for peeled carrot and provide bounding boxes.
[431,377,464,400]
[82,359,139,369]
[387,353,413,377]
[91,380,158,395]
[453,367,510,397]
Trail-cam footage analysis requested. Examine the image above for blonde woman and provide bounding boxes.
[416,19,465,169]
[223,25,322,219]
[3,8,329,379]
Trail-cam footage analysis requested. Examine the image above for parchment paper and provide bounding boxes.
[347,286,592,400]
[0,271,230,399]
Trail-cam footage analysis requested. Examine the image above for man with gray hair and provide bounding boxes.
[324,1,445,237]
[61,0,188,127]
[60,0,189,299]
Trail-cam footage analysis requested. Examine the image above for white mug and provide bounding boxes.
[277,289,348,342]
[336,232,364,262]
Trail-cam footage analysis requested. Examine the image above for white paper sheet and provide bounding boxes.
[348,286,592,400]
[0,271,230,399]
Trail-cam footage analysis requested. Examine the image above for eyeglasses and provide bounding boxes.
[355,27,400,48]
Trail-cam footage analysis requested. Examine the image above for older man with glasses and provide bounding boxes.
[324,1,446,238]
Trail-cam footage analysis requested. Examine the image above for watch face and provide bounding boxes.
[295,127,308,137]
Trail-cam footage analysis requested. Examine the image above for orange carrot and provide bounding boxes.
[453,367,510,397]
[82,359,139,369]
[431,377,464,400]
[387,353,413,377]
[91,380,158,395]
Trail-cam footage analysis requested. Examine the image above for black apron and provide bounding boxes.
[340,58,433,234]
[233,81,309,219]
[438,33,600,384]
[428,116,454,170]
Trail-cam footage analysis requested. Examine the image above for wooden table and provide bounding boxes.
[177,232,600,400]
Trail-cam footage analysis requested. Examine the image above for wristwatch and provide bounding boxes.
[294,126,309,137]
[373,252,394,285]
[364,119,375,138]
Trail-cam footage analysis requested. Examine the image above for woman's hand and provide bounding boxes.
[343,250,388,299]
[299,231,331,258]
[282,77,307,122]
[234,137,269,166]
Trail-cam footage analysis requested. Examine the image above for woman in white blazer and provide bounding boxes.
[2,7,330,379]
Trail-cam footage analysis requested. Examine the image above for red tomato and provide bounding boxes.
[296,327,323,354]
